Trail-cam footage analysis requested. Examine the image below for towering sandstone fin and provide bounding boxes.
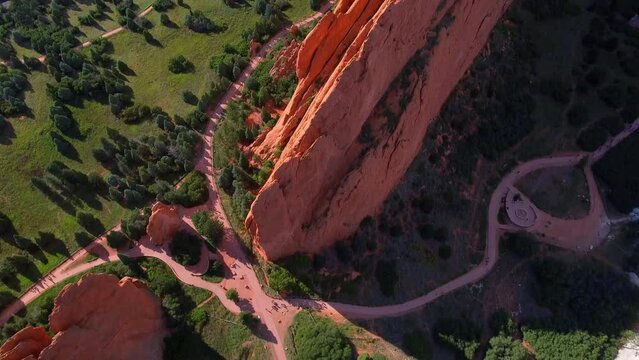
[247,0,512,260]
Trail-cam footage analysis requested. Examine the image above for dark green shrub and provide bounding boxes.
[106,230,129,249]
[289,311,353,360]
[169,230,202,266]
[191,210,224,245]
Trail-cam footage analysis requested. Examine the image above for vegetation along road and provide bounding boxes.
[2,3,639,358]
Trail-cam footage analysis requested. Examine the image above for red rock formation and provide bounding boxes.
[246,0,512,260]
[0,275,166,360]
[146,203,182,246]
[40,274,167,360]
[269,40,301,80]
[0,327,51,360]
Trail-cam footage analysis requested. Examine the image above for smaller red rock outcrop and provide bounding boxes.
[146,203,182,246]
[40,274,167,360]
[269,40,301,80]
[0,327,51,360]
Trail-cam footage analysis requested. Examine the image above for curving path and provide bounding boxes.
[35,6,155,63]
[2,1,638,355]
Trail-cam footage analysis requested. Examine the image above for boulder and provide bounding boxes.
[0,326,51,360]
[0,274,167,360]
[40,274,167,360]
[146,203,182,246]
[247,0,512,259]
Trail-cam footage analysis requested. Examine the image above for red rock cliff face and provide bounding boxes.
[247,0,512,260]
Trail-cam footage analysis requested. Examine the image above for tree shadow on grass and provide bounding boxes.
[0,291,17,309]
[176,0,191,10]
[36,232,70,257]
[162,19,180,29]
[17,258,43,282]
[164,325,224,360]
[0,274,21,291]
[77,213,105,236]
[117,61,137,77]
[74,231,94,247]
[31,179,77,215]
[145,36,164,48]
[0,121,16,145]
[225,0,250,8]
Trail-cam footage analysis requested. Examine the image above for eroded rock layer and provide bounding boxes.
[247,0,512,260]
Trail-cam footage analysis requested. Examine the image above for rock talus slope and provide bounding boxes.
[247,0,512,260]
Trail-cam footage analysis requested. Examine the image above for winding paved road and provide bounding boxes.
[2,2,639,356]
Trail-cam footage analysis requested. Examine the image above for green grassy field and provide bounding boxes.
[185,297,269,359]
[105,0,313,116]
[0,69,158,294]
[67,0,155,41]
[0,0,315,297]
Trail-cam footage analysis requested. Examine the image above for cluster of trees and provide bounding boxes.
[106,208,151,248]
[213,101,258,219]
[244,55,297,107]
[288,311,353,360]
[191,210,223,247]
[91,124,202,209]
[165,170,209,207]
[168,55,192,74]
[153,0,175,12]
[169,230,202,266]
[523,326,617,360]
[593,132,639,213]
[185,11,219,33]
[433,318,481,360]
[243,0,288,43]
[210,50,249,83]
[43,45,137,119]
[0,66,28,116]
[569,1,639,151]
[78,0,110,26]
[267,264,304,295]
[531,256,639,333]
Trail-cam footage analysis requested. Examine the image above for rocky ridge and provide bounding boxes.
[247,0,512,260]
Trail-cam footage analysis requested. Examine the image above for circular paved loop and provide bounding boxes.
[505,189,536,228]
